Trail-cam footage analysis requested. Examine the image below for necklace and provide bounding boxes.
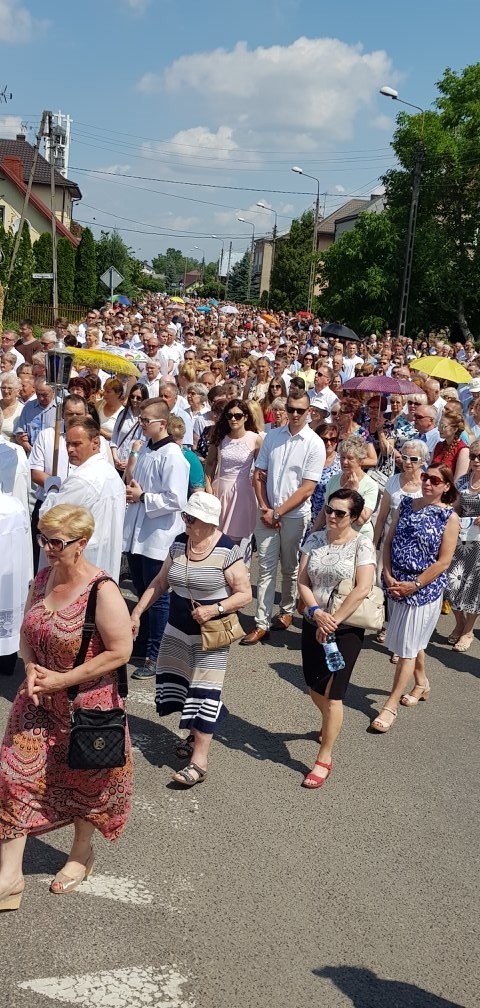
[188,534,216,555]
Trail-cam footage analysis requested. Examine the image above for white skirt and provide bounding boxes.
[385,596,443,659]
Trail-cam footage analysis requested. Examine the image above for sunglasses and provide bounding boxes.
[322,436,338,442]
[37,533,81,551]
[469,453,480,461]
[181,512,196,525]
[420,473,445,486]
[139,416,159,426]
[226,411,244,421]
[286,405,308,415]
[130,395,143,401]
[325,504,350,518]
[401,454,421,463]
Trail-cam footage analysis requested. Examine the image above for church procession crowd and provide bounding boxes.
[0,296,479,911]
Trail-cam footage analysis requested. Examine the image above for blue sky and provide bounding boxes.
[1,0,479,266]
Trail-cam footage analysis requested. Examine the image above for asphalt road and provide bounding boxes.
[0,568,478,1008]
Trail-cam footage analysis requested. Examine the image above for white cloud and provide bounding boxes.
[162,212,199,230]
[141,125,239,164]
[371,113,393,130]
[92,163,131,177]
[335,184,346,194]
[0,0,40,41]
[153,37,397,145]
[0,115,23,137]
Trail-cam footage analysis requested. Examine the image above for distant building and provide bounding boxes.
[0,134,81,244]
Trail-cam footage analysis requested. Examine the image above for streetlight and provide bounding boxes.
[183,249,197,294]
[211,234,225,287]
[380,85,425,340]
[238,217,255,301]
[193,246,206,285]
[256,202,278,306]
[292,166,321,312]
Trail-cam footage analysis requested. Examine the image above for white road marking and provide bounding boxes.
[19,966,195,1007]
[80,874,153,905]
[128,687,155,707]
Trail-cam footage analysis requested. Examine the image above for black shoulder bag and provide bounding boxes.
[67,577,128,771]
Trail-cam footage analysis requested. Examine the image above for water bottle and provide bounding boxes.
[322,633,345,673]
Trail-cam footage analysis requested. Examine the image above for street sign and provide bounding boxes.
[32,272,54,279]
[100,266,124,291]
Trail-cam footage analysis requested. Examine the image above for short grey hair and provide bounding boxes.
[41,330,57,343]
[407,392,428,405]
[158,380,177,394]
[187,382,208,401]
[470,437,480,455]
[339,435,368,461]
[1,371,21,390]
[401,439,429,462]
[271,396,287,409]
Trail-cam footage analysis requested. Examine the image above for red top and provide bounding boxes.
[431,437,467,473]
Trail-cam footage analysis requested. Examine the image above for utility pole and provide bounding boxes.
[47,112,59,316]
[396,142,423,340]
[224,241,233,299]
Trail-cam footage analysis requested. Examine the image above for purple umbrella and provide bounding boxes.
[343,375,423,395]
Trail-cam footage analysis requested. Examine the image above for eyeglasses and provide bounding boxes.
[469,453,480,461]
[37,533,81,551]
[139,416,159,426]
[181,512,196,525]
[414,414,429,420]
[226,411,244,421]
[325,504,350,518]
[401,454,421,463]
[420,473,445,486]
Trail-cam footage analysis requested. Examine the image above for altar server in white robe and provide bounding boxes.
[0,491,31,675]
[40,417,125,582]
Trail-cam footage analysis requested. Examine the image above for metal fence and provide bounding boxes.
[5,303,89,327]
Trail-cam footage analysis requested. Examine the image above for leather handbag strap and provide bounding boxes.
[67,577,128,702]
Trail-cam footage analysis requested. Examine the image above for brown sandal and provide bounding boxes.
[172,763,206,788]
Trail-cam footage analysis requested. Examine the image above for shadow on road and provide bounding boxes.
[270,660,389,723]
[23,835,67,876]
[128,711,180,769]
[426,638,479,680]
[313,965,467,1008]
[215,711,311,776]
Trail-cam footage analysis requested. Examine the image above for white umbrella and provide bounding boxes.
[220,305,239,315]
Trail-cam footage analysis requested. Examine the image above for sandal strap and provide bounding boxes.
[313,760,333,770]
[382,706,397,717]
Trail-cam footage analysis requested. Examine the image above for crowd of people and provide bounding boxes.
[0,297,479,907]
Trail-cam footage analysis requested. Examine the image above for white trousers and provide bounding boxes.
[254,514,309,630]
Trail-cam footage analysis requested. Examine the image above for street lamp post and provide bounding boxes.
[292,166,321,312]
[380,86,425,340]
[238,217,255,301]
[193,246,206,286]
[256,202,278,307]
[211,235,225,289]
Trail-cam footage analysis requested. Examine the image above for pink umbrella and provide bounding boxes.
[343,375,423,396]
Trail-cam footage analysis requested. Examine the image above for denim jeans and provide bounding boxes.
[127,552,170,662]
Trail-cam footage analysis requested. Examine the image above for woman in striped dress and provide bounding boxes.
[130,492,251,787]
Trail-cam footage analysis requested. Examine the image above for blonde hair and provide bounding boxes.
[38,504,95,542]
[167,415,186,440]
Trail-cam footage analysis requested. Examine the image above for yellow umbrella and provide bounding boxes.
[69,347,140,378]
[409,356,471,384]
[169,296,185,304]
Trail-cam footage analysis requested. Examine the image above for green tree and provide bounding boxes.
[227,251,250,302]
[4,221,34,317]
[32,232,53,303]
[74,227,97,305]
[384,62,480,336]
[270,211,313,311]
[94,230,134,300]
[318,211,400,333]
[151,248,201,292]
[57,237,75,303]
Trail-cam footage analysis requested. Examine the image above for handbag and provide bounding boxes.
[185,555,245,651]
[328,537,385,632]
[67,577,128,771]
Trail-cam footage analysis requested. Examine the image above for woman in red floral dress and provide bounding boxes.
[0,504,133,911]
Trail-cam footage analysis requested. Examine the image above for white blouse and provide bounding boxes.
[301,530,376,610]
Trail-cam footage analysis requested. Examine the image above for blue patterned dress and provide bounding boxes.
[385,497,454,658]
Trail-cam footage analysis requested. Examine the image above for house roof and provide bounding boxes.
[317,199,371,235]
[0,135,81,198]
[0,156,79,245]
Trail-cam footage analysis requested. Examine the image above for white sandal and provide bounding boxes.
[400,680,431,706]
[369,706,397,733]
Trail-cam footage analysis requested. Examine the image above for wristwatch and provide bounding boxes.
[273,510,281,522]
[217,603,225,614]
[414,580,422,591]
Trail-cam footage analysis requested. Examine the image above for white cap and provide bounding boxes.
[468,377,480,393]
[182,491,222,527]
[309,395,330,413]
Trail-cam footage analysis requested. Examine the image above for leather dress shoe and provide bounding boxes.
[239,628,270,646]
[271,613,293,631]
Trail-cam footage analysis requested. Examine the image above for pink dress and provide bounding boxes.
[0,569,132,841]
[213,431,258,540]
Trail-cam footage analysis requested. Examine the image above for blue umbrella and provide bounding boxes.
[208,298,219,306]
[110,294,132,306]
[197,305,211,312]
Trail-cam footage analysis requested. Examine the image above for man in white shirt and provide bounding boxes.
[413,405,441,460]
[341,341,363,380]
[123,398,189,677]
[40,417,125,582]
[424,378,446,423]
[308,366,339,413]
[0,408,30,516]
[158,380,193,446]
[1,331,24,369]
[241,391,325,644]
[142,360,162,398]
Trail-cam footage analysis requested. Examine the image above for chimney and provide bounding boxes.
[3,155,24,182]
[16,134,26,142]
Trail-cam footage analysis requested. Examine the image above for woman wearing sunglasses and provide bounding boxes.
[204,400,263,549]
[445,439,480,651]
[298,489,376,788]
[371,465,459,732]
[297,353,316,390]
[0,504,133,908]
[262,378,287,422]
[110,383,148,474]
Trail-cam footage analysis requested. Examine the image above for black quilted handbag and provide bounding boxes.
[67,577,128,771]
